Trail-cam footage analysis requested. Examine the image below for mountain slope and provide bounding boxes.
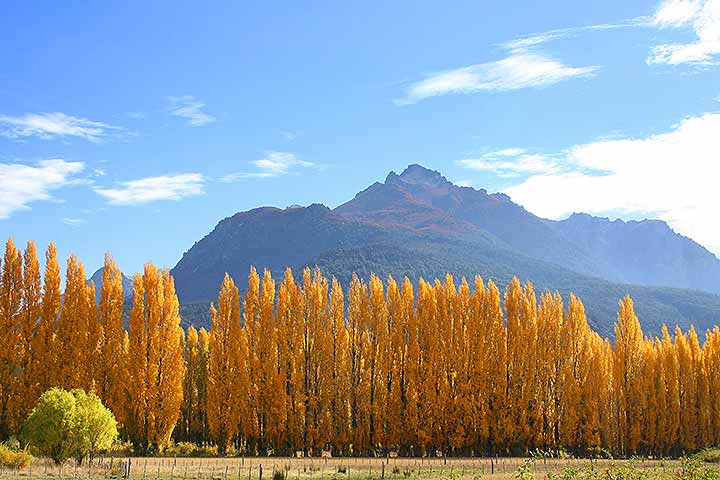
[336,164,720,294]
[304,238,720,338]
[553,213,720,293]
[336,165,604,279]
[170,164,720,337]
[171,207,720,338]
[89,267,133,299]
[172,204,395,303]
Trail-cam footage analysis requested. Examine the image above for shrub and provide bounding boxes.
[23,387,118,465]
[195,444,218,457]
[108,441,133,457]
[0,444,33,470]
[272,469,286,480]
[697,449,720,464]
[515,458,535,480]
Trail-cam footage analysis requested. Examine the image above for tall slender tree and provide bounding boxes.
[0,238,23,437]
[97,254,126,425]
[207,274,245,453]
[126,265,185,452]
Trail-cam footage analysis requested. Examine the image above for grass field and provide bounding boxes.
[0,456,708,480]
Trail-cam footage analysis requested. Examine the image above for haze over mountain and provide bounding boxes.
[171,164,720,337]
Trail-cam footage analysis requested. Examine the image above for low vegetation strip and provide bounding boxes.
[1,456,718,480]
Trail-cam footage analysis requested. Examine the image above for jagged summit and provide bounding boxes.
[386,164,448,186]
[170,163,720,336]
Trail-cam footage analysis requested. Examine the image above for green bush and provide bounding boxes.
[23,387,118,465]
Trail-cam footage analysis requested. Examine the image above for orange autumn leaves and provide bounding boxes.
[1,236,720,457]
[0,239,183,452]
[195,270,720,457]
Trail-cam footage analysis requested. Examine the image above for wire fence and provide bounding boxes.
[0,456,678,480]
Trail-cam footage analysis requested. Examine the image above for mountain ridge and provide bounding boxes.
[170,164,720,337]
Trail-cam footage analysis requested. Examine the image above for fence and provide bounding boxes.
[0,455,674,480]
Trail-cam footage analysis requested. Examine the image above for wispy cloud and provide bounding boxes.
[647,0,720,65]
[501,113,720,256]
[395,48,598,105]
[220,151,314,181]
[167,96,216,126]
[94,173,205,205]
[0,112,127,142]
[62,217,86,226]
[0,159,85,218]
[280,131,297,141]
[502,17,652,50]
[459,149,559,177]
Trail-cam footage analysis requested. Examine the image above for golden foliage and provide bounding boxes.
[2,236,720,458]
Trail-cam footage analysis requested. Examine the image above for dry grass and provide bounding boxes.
[0,456,689,480]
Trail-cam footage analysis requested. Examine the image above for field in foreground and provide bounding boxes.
[1,456,716,480]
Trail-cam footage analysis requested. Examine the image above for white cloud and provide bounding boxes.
[503,18,651,51]
[62,217,86,226]
[502,113,720,255]
[0,112,126,142]
[494,148,527,156]
[94,173,205,205]
[220,151,313,181]
[0,159,85,218]
[168,96,216,126]
[396,50,597,105]
[459,149,559,177]
[648,0,720,65]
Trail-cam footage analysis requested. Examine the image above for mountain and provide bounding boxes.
[172,204,393,303]
[89,267,134,299]
[171,164,720,337]
[553,213,720,292]
[337,164,720,293]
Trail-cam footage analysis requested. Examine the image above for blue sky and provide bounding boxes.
[1,0,719,275]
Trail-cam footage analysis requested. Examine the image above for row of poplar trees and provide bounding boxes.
[1,237,720,458]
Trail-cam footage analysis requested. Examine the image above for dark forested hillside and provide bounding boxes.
[171,164,720,337]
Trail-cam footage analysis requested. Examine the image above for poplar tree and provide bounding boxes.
[207,274,244,453]
[55,255,92,390]
[11,241,42,430]
[0,238,23,437]
[613,296,644,455]
[126,265,184,452]
[28,242,62,405]
[98,254,126,425]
